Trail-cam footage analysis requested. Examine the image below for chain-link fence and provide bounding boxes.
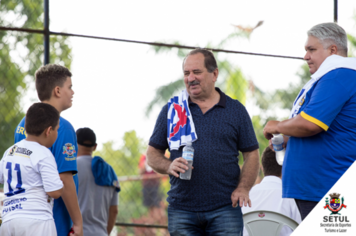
[1,0,356,235]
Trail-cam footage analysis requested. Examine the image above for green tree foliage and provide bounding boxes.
[0,0,72,156]
[94,131,148,222]
[0,32,26,156]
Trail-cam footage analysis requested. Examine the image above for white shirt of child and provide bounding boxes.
[242,176,302,236]
[0,140,63,223]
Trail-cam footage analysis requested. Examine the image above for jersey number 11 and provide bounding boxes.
[5,162,25,196]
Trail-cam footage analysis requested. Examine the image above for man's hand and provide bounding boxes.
[167,157,190,177]
[231,187,251,208]
[233,149,259,208]
[263,120,280,140]
[69,224,83,236]
[268,135,289,151]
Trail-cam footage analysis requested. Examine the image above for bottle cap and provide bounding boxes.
[271,134,284,144]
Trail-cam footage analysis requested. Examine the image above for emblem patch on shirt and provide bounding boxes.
[299,96,305,106]
[8,145,32,158]
[113,180,120,188]
[9,146,17,156]
[324,192,346,215]
[63,143,76,160]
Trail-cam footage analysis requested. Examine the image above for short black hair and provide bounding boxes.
[76,127,96,147]
[261,146,282,177]
[25,103,60,136]
[35,64,72,101]
[183,48,218,73]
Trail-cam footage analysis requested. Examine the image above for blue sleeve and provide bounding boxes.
[50,126,78,175]
[149,104,169,151]
[14,117,27,143]
[301,69,353,131]
[236,105,259,152]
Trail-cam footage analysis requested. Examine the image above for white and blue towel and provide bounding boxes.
[167,89,197,150]
[290,55,356,118]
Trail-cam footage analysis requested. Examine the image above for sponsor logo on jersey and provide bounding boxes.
[3,198,27,207]
[8,146,32,157]
[16,147,33,156]
[2,198,27,215]
[63,143,76,160]
[8,146,17,156]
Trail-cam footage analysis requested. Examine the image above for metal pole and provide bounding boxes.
[44,0,50,65]
[334,0,338,23]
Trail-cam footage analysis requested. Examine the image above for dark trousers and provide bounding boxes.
[295,199,318,220]
[168,204,243,236]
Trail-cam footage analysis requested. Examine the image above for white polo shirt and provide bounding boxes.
[242,176,302,236]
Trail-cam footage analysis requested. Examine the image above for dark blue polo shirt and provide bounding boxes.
[149,87,259,211]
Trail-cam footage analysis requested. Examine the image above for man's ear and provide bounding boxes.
[93,144,97,151]
[330,44,338,55]
[212,68,219,82]
[44,126,53,137]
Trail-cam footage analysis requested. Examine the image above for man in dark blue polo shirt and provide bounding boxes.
[147,49,260,235]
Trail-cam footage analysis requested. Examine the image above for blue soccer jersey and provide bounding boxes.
[14,116,78,236]
[283,68,356,202]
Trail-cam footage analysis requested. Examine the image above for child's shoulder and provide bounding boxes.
[22,140,53,161]
[59,116,75,131]
[2,140,49,163]
[2,144,17,160]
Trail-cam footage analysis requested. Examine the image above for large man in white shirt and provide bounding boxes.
[242,147,301,236]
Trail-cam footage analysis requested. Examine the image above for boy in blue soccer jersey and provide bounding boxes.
[14,64,83,236]
[1,103,63,236]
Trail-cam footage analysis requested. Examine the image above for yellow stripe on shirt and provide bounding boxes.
[301,111,329,131]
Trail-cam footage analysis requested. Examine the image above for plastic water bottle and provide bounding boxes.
[271,134,285,165]
[180,141,194,180]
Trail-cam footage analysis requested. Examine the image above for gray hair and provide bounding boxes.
[307,23,348,55]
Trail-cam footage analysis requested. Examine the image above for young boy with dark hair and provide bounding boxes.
[0,103,63,236]
[14,64,83,236]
